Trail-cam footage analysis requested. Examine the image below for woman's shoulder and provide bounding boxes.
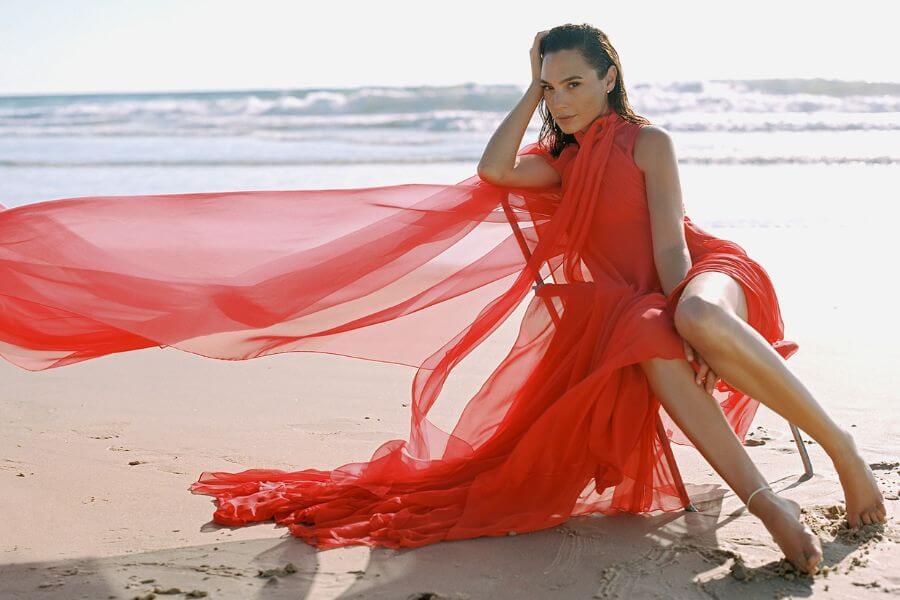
[633,123,669,145]
[632,124,673,174]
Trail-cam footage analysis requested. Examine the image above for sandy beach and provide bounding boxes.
[1,214,897,599]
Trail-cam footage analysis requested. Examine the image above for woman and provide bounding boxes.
[478,25,884,574]
[0,24,883,575]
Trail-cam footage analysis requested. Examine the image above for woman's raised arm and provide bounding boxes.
[477,31,560,189]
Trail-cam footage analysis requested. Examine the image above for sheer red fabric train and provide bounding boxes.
[0,110,798,550]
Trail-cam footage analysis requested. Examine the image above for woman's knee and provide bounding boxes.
[673,295,730,341]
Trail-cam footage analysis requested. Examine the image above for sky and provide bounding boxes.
[0,0,896,96]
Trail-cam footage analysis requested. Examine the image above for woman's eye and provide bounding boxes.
[543,83,579,91]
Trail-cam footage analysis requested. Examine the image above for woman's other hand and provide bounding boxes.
[682,337,720,395]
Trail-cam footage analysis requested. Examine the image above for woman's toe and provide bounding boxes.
[802,529,822,573]
[804,549,822,573]
[808,556,821,573]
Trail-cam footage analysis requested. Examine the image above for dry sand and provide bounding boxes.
[1,224,898,599]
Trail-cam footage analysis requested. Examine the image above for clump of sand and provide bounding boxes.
[686,501,895,587]
[735,502,894,583]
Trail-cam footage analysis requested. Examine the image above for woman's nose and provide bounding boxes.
[550,90,570,105]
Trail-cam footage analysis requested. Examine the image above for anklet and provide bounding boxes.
[746,484,773,510]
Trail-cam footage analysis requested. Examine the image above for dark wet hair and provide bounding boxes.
[537,23,651,158]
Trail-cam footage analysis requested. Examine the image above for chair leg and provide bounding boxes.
[789,422,814,480]
[655,414,697,512]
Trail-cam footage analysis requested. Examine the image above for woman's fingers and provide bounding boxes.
[705,369,718,395]
[531,30,550,50]
[682,338,719,394]
[692,352,719,395]
[695,358,709,385]
[530,31,552,82]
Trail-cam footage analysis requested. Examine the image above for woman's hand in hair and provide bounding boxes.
[530,30,551,85]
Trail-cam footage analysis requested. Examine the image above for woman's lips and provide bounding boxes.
[558,115,576,122]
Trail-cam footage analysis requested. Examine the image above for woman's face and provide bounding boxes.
[539,49,616,134]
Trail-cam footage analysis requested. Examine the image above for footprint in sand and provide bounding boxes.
[869,460,898,471]
[744,425,772,447]
[112,447,187,475]
[221,454,252,465]
[1,458,32,477]
[592,565,626,599]
[867,462,900,499]
[70,421,130,440]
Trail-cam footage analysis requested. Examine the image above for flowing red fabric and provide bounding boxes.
[0,110,798,550]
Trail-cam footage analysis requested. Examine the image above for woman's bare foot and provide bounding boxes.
[748,489,823,574]
[831,430,887,529]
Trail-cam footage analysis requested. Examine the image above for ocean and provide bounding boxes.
[0,78,897,211]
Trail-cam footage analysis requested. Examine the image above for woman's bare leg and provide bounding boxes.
[672,272,886,530]
[640,356,823,574]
